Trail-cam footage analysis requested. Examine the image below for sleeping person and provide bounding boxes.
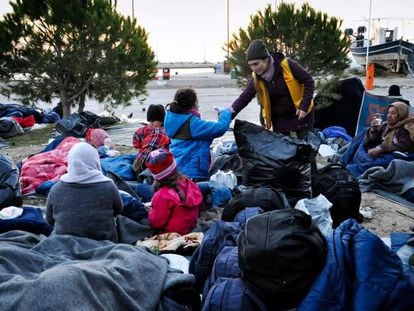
[341,102,414,177]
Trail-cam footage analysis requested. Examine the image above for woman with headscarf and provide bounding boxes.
[341,102,414,177]
[366,101,414,157]
[46,142,122,242]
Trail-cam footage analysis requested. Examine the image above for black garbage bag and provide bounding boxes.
[234,119,320,205]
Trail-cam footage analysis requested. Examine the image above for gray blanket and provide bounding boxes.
[359,159,414,195]
[0,230,190,310]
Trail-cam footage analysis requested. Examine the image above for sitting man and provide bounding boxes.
[341,102,414,177]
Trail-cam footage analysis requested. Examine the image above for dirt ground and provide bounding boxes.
[5,142,414,238]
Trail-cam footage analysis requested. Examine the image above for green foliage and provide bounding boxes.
[0,0,156,116]
[226,3,351,85]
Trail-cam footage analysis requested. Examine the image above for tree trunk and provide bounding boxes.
[77,92,86,113]
[60,90,71,117]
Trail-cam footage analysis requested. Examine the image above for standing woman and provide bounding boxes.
[164,88,232,180]
[46,142,122,242]
[231,39,315,138]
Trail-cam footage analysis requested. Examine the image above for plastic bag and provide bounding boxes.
[211,139,237,157]
[209,169,237,190]
[234,120,320,205]
[294,194,333,237]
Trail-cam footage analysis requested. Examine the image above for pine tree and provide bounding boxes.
[0,0,156,116]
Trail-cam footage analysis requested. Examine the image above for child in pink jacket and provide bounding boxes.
[145,148,202,235]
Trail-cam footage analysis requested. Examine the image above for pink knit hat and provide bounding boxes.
[145,148,177,181]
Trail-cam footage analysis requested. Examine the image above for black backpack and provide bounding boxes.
[237,209,327,310]
[221,187,289,222]
[202,278,268,311]
[189,220,242,292]
[312,162,362,228]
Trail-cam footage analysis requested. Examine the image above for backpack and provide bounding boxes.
[221,187,289,222]
[203,246,241,298]
[311,162,362,228]
[238,209,327,310]
[233,207,264,229]
[202,278,268,311]
[189,220,242,292]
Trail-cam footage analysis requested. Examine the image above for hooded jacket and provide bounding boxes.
[149,177,203,235]
[298,219,414,310]
[164,110,231,179]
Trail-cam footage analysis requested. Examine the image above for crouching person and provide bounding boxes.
[145,148,202,235]
[46,142,122,242]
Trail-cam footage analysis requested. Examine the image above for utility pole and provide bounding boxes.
[227,0,230,60]
[131,0,135,19]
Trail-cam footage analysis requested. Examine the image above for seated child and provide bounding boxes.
[145,148,202,235]
[132,104,170,176]
[45,142,123,242]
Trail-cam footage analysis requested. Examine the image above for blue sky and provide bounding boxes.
[1,0,413,62]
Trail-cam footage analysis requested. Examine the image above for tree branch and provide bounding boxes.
[67,75,93,103]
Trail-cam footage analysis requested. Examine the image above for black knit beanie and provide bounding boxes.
[246,39,270,61]
[388,84,401,96]
[147,104,165,122]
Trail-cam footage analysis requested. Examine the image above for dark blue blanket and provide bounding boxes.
[100,154,137,181]
[0,206,52,235]
[341,129,414,178]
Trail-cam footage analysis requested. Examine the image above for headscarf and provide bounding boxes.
[383,102,414,147]
[60,142,112,184]
[85,128,110,148]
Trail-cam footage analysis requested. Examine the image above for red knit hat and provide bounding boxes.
[145,148,177,181]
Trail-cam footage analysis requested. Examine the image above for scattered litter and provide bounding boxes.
[360,206,373,219]
[318,144,335,157]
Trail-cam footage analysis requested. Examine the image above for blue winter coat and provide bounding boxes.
[298,219,414,310]
[164,110,231,179]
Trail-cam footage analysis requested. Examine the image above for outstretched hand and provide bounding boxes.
[214,106,233,114]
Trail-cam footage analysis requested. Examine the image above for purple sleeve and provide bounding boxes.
[231,79,257,116]
[288,59,315,112]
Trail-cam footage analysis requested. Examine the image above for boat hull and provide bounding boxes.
[350,40,414,70]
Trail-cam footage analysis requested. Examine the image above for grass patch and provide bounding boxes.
[5,125,56,148]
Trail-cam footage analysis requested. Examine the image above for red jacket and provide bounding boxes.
[149,177,202,235]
